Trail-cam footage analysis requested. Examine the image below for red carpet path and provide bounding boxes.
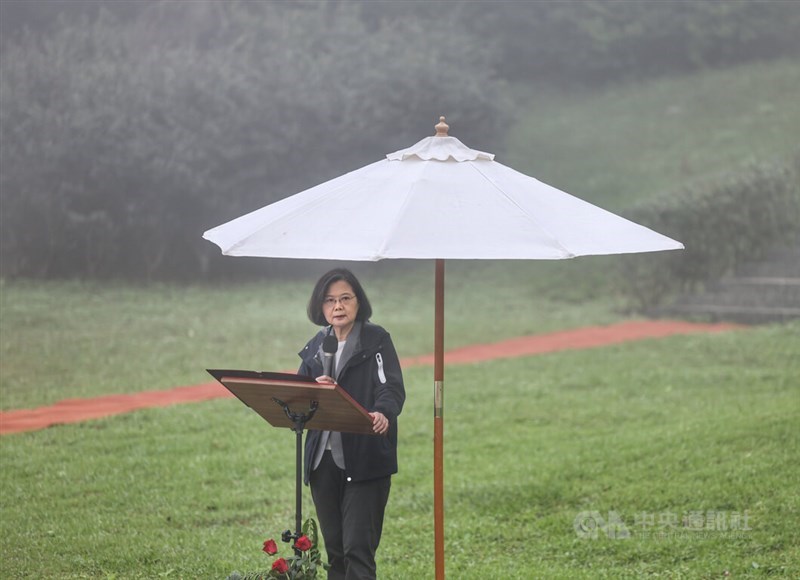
[0,320,740,435]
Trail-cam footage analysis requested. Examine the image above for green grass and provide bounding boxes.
[1,321,797,578]
[506,58,800,211]
[0,260,622,411]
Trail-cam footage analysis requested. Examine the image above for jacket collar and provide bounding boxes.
[319,321,362,380]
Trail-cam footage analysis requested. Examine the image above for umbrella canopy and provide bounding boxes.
[203,117,682,579]
[203,118,682,260]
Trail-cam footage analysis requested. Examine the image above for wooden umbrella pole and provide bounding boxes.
[434,258,445,580]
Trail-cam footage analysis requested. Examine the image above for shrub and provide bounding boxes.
[618,156,800,309]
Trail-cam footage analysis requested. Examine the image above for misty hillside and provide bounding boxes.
[1,0,798,281]
[505,58,800,212]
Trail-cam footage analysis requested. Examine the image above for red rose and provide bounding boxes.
[271,558,289,574]
[262,539,278,555]
[294,535,312,551]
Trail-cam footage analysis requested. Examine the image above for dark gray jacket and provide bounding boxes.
[299,322,405,484]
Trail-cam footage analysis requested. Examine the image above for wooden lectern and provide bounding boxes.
[207,369,378,547]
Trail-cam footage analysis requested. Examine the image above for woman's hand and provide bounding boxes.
[369,411,389,435]
[315,375,336,384]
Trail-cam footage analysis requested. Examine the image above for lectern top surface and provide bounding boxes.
[207,369,377,436]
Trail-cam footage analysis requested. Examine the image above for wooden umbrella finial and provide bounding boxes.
[434,116,449,137]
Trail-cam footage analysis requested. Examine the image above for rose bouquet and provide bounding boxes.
[228,518,328,580]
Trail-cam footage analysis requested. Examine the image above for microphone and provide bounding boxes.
[322,334,338,378]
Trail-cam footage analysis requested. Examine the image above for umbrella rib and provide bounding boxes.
[468,162,576,258]
[374,162,420,259]
[219,164,379,256]
[210,198,320,256]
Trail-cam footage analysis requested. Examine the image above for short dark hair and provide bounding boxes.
[307,267,373,326]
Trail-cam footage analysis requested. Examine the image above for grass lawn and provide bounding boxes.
[1,320,797,578]
[0,258,622,411]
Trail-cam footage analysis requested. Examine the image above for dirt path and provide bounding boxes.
[0,320,740,435]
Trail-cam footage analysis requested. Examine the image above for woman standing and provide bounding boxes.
[299,268,405,580]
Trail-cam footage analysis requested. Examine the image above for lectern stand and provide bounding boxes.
[207,369,377,549]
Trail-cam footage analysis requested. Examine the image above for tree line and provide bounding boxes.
[1,1,798,280]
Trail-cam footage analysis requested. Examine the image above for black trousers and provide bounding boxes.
[310,451,391,580]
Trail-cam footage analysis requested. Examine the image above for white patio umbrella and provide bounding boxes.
[203,117,683,578]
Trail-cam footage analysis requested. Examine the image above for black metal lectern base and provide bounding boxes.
[273,397,318,554]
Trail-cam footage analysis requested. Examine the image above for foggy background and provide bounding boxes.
[1,0,798,281]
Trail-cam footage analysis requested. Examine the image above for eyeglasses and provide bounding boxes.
[323,294,356,308]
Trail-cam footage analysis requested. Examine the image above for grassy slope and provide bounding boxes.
[0,269,621,410]
[505,58,800,211]
[1,323,797,578]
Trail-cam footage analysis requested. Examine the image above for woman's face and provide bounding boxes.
[322,280,359,340]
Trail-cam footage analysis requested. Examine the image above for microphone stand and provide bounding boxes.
[272,397,318,555]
